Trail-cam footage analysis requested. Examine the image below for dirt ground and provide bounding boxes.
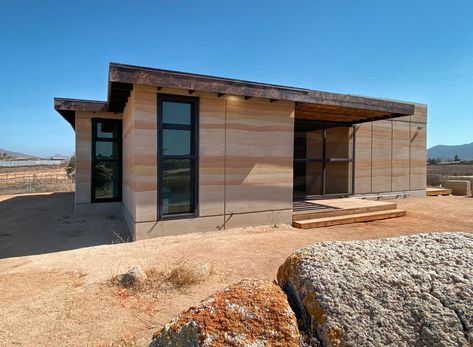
[0,193,472,346]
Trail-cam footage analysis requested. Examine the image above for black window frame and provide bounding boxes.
[91,118,122,203]
[157,94,199,220]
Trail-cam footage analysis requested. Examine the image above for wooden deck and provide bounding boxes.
[427,187,452,196]
[293,197,406,229]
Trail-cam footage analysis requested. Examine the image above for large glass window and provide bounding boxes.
[92,119,122,202]
[158,96,198,218]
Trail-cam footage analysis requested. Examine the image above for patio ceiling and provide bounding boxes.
[294,102,408,124]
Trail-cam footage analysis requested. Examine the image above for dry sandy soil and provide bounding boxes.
[0,192,472,346]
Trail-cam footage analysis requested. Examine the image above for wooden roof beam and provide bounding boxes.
[108,63,415,116]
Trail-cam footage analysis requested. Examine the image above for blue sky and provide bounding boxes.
[0,1,472,156]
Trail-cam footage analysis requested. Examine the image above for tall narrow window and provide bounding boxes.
[92,118,122,202]
[158,95,198,219]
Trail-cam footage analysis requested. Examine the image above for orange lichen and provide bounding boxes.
[276,250,309,285]
[152,279,300,346]
[278,250,344,347]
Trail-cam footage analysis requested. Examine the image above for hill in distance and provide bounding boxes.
[428,142,473,161]
[0,148,37,159]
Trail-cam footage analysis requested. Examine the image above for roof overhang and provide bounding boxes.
[54,98,107,128]
[55,62,416,128]
[108,63,415,121]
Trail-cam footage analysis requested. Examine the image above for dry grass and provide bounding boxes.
[110,257,213,296]
[166,257,213,289]
[427,163,473,176]
[108,336,140,347]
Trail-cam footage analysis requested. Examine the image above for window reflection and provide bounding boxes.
[95,141,118,159]
[94,161,119,199]
[162,158,192,215]
[92,119,121,202]
[163,129,190,156]
[163,101,191,125]
[97,122,119,138]
[160,98,196,217]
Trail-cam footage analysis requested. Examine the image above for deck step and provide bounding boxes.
[292,209,407,229]
[427,188,452,196]
[292,202,398,221]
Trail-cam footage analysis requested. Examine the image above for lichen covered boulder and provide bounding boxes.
[278,232,473,347]
[150,279,300,347]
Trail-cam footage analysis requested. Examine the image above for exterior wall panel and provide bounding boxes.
[410,121,427,190]
[371,120,392,192]
[133,87,158,222]
[75,115,92,204]
[199,97,226,217]
[225,98,294,214]
[122,91,136,222]
[354,103,427,195]
[392,121,410,191]
[411,104,427,124]
[354,123,372,194]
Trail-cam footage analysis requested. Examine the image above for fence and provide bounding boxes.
[0,159,65,167]
[0,172,75,195]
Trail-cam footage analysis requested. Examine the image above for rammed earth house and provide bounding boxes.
[54,63,427,240]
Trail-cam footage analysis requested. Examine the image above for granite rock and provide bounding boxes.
[278,232,473,346]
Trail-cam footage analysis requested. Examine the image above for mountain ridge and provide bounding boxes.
[0,148,70,159]
[428,142,473,160]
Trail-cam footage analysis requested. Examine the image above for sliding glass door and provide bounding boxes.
[293,121,354,199]
[158,95,199,219]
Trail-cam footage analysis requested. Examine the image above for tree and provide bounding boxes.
[454,154,460,162]
[65,155,76,175]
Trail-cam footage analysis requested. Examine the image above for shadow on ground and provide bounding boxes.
[0,192,130,259]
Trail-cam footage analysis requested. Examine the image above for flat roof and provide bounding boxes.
[55,62,416,127]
